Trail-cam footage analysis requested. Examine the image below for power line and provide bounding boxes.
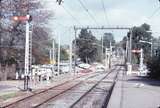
[62,5,81,25]
[100,0,115,34]
[148,6,160,19]
[54,21,72,28]
[101,0,110,26]
[77,0,99,26]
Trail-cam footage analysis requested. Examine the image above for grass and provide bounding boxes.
[0,92,17,100]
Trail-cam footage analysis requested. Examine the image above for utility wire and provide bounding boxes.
[101,0,114,34]
[148,6,160,19]
[54,21,72,28]
[101,0,110,26]
[62,5,81,25]
[77,0,99,26]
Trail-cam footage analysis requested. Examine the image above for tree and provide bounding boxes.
[32,26,52,64]
[0,0,53,65]
[147,54,160,79]
[60,48,69,61]
[0,0,54,79]
[132,24,152,63]
[146,37,160,79]
[76,29,98,63]
[122,23,152,64]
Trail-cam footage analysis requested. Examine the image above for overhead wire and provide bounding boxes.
[54,21,72,28]
[61,4,81,25]
[77,0,99,26]
[51,0,82,26]
[142,6,160,30]
[100,0,114,35]
[148,6,160,19]
[101,0,110,27]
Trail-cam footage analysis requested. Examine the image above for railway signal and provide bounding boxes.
[12,14,32,91]
[12,15,32,22]
[132,49,141,53]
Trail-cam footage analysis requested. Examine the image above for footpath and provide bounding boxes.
[108,67,160,108]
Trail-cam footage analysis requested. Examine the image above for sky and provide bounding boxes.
[42,0,160,45]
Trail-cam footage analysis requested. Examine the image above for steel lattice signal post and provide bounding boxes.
[12,15,32,90]
[24,18,32,90]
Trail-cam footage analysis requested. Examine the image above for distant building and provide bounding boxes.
[103,33,115,48]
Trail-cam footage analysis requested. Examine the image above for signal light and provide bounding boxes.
[27,15,32,22]
[12,15,32,22]
[13,16,19,21]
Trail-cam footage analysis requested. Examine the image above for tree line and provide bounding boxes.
[75,29,115,64]
[121,23,160,79]
[0,0,53,66]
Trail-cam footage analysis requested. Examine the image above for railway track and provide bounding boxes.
[70,67,120,108]
[1,66,117,108]
[35,66,120,108]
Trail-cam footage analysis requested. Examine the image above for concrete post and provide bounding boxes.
[69,33,72,73]
[58,35,60,75]
[139,48,144,76]
[52,38,55,78]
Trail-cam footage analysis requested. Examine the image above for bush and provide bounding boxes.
[147,56,160,79]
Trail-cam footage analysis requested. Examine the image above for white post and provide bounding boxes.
[109,41,112,68]
[49,49,52,63]
[52,39,55,78]
[101,36,104,63]
[139,48,144,76]
[58,35,60,75]
[127,29,133,75]
[24,21,29,90]
[126,36,128,61]
[69,35,72,73]
[16,72,19,80]
[105,48,109,69]
[25,21,29,77]
[105,48,107,68]
[29,30,32,82]
[129,30,132,64]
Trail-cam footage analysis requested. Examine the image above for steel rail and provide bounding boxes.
[1,70,99,108]
[34,67,117,108]
[69,66,119,108]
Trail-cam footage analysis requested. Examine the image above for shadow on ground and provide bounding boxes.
[126,76,160,86]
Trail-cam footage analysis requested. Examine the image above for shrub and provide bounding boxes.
[147,56,160,79]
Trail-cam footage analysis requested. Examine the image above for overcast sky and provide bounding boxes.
[43,0,160,44]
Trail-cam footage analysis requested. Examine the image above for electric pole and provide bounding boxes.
[74,26,77,75]
[125,36,128,63]
[129,29,132,64]
[52,38,55,78]
[69,34,72,73]
[58,35,61,75]
[101,36,104,63]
